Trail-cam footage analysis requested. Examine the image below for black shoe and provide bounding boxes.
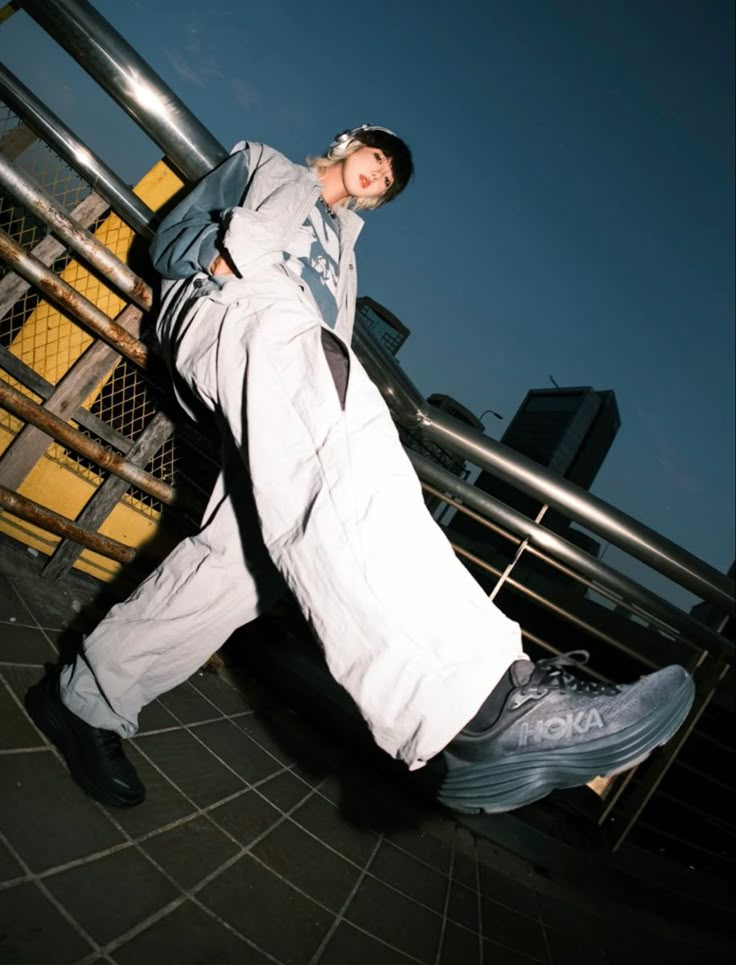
[25,669,145,808]
[438,652,694,814]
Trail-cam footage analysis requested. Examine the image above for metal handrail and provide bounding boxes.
[8,0,734,618]
[0,63,156,238]
[354,325,735,614]
[408,451,732,659]
[20,0,227,182]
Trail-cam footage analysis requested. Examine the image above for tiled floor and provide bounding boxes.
[0,539,733,965]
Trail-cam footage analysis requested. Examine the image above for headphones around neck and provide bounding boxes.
[330,124,397,149]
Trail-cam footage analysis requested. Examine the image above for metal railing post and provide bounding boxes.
[0,229,148,367]
[20,0,227,182]
[0,63,157,238]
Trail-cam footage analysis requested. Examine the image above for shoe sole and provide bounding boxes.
[25,682,144,809]
[437,673,695,815]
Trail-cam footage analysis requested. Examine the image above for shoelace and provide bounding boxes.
[524,650,621,697]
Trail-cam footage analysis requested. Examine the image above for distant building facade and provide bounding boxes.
[499,385,619,490]
[355,296,410,356]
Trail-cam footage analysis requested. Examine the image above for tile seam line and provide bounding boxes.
[1,573,46,629]
[168,699,492,929]
[306,835,383,965]
[133,706,254,737]
[310,780,455,873]
[475,836,484,965]
[165,672,251,721]
[190,665,262,709]
[155,697,309,788]
[308,834,425,965]
[434,831,457,965]
[0,827,105,958]
[10,678,301,882]
[128,729,307,854]
[0,774,285,889]
[0,659,53,668]
[280,807,481,931]
[0,619,66,630]
[248,773,484,936]
[11,653,530,951]
[4,575,66,646]
[155,673,482,898]
[194,776,447,963]
[10,669,502,938]
[59,749,324,964]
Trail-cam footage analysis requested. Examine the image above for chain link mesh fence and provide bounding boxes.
[0,99,210,525]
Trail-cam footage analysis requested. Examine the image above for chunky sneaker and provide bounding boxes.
[25,669,145,808]
[437,652,695,814]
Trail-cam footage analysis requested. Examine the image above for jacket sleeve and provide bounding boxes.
[149,146,251,279]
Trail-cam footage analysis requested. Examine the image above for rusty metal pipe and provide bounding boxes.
[0,485,135,563]
[0,381,175,505]
[0,229,148,368]
[0,152,153,311]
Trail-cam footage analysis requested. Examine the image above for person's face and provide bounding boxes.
[340,145,394,202]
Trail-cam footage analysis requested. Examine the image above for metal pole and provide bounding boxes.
[355,317,734,611]
[0,229,148,368]
[0,381,175,505]
[0,64,156,239]
[0,484,135,563]
[21,0,227,182]
[0,191,111,320]
[423,408,735,613]
[352,321,427,427]
[410,451,732,658]
[0,152,153,311]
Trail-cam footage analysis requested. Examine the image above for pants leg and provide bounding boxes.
[60,455,285,735]
[205,272,524,768]
[63,271,525,767]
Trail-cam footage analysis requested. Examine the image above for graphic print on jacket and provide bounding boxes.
[284,198,341,328]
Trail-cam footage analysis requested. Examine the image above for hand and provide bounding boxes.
[209,255,235,277]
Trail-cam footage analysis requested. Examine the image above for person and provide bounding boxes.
[25,125,694,814]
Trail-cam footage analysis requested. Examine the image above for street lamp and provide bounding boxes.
[479,408,504,422]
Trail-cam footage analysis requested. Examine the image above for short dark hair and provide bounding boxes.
[353,128,414,205]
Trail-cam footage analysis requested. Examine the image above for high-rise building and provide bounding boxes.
[355,296,410,356]
[448,386,620,590]
[501,387,620,490]
[457,386,619,521]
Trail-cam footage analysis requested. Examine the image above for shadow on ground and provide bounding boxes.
[1,535,733,965]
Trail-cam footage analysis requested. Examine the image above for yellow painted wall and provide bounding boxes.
[0,159,185,579]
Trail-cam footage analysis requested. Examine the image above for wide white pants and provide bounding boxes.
[61,269,525,768]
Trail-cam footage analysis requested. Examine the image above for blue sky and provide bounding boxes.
[2,0,734,607]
